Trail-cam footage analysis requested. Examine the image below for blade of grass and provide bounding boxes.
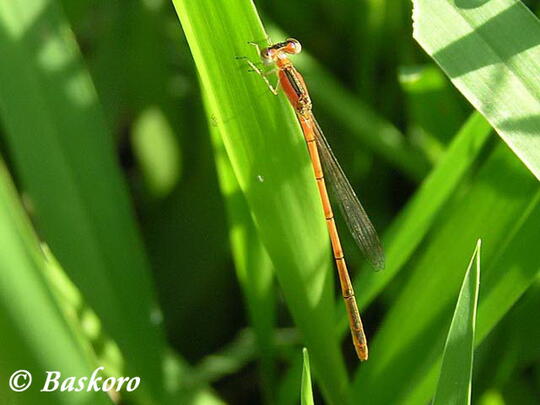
[209,102,277,401]
[337,112,491,335]
[413,0,540,180]
[403,198,540,405]
[0,1,165,400]
[172,1,350,403]
[433,240,481,405]
[0,160,111,405]
[352,142,540,403]
[301,348,315,405]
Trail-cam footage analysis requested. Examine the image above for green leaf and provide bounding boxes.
[0,0,165,400]
[208,98,277,400]
[172,1,350,403]
[351,141,540,404]
[0,160,111,405]
[301,348,315,405]
[433,240,481,405]
[413,0,540,180]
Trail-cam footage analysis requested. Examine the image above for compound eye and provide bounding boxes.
[261,48,276,63]
[285,38,302,54]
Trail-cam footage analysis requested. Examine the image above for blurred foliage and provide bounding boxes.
[0,0,538,404]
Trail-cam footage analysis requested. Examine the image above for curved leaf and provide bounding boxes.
[433,240,481,405]
[413,0,540,180]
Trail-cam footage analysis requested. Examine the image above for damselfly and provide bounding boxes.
[243,38,384,360]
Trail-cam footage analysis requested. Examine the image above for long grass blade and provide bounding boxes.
[0,160,112,405]
[413,0,540,180]
[172,1,350,403]
[208,94,277,401]
[433,240,481,405]
[301,348,315,405]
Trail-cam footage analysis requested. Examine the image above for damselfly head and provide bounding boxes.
[261,38,302,64]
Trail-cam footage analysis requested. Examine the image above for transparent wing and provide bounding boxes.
[311,116,385,270]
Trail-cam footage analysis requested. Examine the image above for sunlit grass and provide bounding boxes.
[0,0,538,404]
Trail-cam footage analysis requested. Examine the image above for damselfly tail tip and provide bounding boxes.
[355,344,368,361]
[352,329,369,361]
